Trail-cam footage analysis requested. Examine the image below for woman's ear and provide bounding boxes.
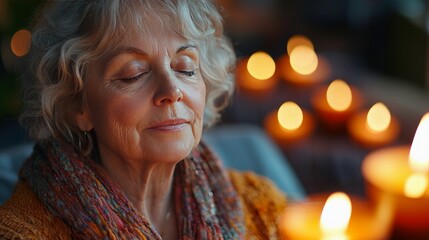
[75,109,93,132]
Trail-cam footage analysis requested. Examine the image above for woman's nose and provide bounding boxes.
[153,73,184,106]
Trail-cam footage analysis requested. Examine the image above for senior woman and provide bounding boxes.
[0,0,287,239]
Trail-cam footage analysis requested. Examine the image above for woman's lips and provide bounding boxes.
[148,119,189,131]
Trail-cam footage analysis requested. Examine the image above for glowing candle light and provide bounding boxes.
[362,113,429,236]
[404,173,427,198]
[278,36,330,86]
[366,103,391,132]
[326,79,352,111]
[348,102,399,147]
[236,51,277,92]
[277,102,303,131]
[287,34,314,55]
[10,29,32,57]
[264,101,314,144]
[320,192,352,239]
[403,114,429,198]
[409,113,429,172]
[312,79,362,132]
[289,45,318,75]
[247,51,276,80]
[279,192,392,240]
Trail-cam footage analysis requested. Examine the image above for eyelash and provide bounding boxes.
[120,73,145,83]
[118,69,197,83]
[177,70,196,77]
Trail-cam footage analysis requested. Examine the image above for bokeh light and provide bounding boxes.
[10,29,32,57]
[366,103,391,132]
[247,51,276,80]
[326,79,352,112]
[289,45,318,75]
[277,101,303,131]
[287,35,314,55]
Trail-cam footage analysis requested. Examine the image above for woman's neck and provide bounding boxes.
[100,156,177,236]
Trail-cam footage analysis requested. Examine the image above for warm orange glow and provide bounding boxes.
[326,80,352,112]
[402,113,429,198]
[287,35,314,55]
[409,113,429,173]
[404,173,428,198]
[246,51,276,80]
[366,103,391,132]
[277,102,303,131]
[289,45,318,75]
[10,29,32,57]
[320,192,352,237]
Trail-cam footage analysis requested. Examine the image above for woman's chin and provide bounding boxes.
[146,127,200,154]
[144,139,196,163]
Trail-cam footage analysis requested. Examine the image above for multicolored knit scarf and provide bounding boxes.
[20,140,245,239]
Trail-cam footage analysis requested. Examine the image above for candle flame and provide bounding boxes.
[366,103,391,132]
[289,45,318,75]
[247,51,275,80]
[320,192,352,236]
[277,101,303,131]
[404,173,428,198]
[287,35,314,55]
[326,79,352,112]
[409,113,429,173]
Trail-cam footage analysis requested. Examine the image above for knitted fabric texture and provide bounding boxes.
[20,140,245,239]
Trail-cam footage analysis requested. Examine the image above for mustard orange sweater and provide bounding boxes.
[0,170,287,239]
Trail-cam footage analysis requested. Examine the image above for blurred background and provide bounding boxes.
[220,0,429,88]
[1,0,429,198]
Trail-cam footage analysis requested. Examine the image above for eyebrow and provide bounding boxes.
[110,44,197,58]
[176,44,197,54]
[115,47,148,56]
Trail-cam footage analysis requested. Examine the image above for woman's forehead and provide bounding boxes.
[119,2,186,37]
[86,0,205,63]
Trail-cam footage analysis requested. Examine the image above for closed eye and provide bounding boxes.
[177,69,197,77]
[118,72,147,83]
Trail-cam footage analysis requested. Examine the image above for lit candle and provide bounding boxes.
[362,113,429,236]
[347,102,400,147]
[319,192,352,239]
[277,35,331,86]
[279,192,392,240]
[311,79,362,131]
[264,101,314,144]
[236,51,277,92]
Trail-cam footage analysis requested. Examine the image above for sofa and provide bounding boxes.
[0,124,306,204]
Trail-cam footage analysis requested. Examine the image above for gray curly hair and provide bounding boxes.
[20,0,236,156]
